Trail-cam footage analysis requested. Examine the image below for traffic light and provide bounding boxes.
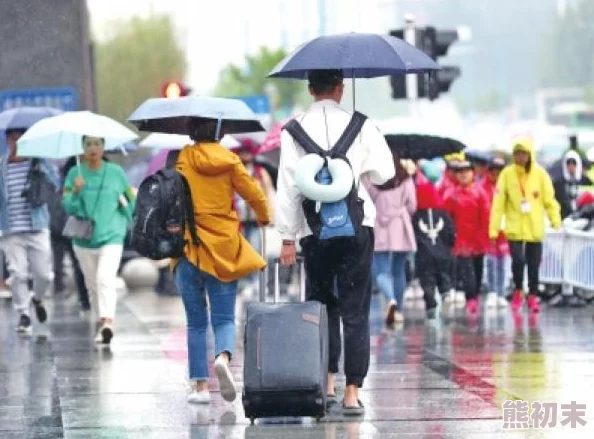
[389,27,461,101]
[161,81,191,98]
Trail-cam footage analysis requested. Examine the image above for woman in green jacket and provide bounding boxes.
[63,136,135,344]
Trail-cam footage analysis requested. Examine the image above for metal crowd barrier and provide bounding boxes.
[540,228,594,291]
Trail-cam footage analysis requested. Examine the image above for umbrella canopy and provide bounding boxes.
[128,96,265,135]
[268,32,440,79]
[139,132,240,150]
[464,150,492,165]
[16,111,138,159]
[0,106,62,131]
[384,134,466,160]
[258,118,293,154]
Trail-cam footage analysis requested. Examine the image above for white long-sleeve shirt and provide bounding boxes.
[276,99,395,241]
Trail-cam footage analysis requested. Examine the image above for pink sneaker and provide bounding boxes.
[466,298,479,315]
[511,290,524,312]
[527,295,541,314]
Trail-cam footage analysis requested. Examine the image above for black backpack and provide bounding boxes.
[283,111,367,240]
[131,168,199,260]
[22,158,57,209]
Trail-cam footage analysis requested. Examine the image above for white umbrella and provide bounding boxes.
[139,132,241,150]
[17,111,138,159]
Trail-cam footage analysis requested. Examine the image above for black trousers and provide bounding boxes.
[509,241,543,295]
[454,255,484,300]
[416,253,453,310]
[300,227,374,388]
[51,233,90,309]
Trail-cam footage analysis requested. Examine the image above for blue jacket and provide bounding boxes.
[0,155,60,235]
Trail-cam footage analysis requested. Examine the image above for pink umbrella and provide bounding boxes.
[146,149,171,177]
[259,119,289,154]
[257,117,294,165]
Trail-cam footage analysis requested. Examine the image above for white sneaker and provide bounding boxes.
[412,281,424,299]
[187,390,211,404]
[497,296,509,308]
[443,290,455,306]
[455,291,467,307]
[214,355,237,402]
[403,287,415,302]
[485,292,498,308]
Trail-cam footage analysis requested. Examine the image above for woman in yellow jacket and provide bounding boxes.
[489,137,561,314]
[173,120,271,405]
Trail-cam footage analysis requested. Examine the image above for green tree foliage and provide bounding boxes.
[214,47,306,111]
[95,14,187,123]
[542,0,594,88]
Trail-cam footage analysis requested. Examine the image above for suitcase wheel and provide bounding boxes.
[250,417,255,425]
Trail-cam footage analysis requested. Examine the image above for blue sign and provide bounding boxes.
[0,87,78,155]
[235,94,271,115]
[0,86,78,112]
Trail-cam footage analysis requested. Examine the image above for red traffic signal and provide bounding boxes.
[161,81,190,98]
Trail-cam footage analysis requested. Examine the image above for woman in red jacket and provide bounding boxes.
[443,160,490,315]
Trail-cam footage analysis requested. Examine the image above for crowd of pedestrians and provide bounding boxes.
[2,69,593,418]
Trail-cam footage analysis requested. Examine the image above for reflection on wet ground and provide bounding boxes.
[1,290,594,438]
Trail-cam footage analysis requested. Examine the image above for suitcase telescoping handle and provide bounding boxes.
[273,257,306,303]
[258,228,306,303]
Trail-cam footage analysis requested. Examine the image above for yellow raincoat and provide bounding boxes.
[174,142,271,282]
[489,137,561,242]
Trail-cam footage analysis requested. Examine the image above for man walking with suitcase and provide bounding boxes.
[276,69,394,415]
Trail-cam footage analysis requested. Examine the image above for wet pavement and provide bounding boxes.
[2,289,594,438]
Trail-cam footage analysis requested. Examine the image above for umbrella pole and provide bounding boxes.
[352,74,356,111]
[215,119,222,141]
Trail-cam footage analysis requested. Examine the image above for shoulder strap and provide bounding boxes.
[283,120,327,156]
[179,174,200,246]
[330,111,367,158]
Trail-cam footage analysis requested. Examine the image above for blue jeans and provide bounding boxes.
[487,255,506,297]
[174,258,238,381]
[372,251,408,308]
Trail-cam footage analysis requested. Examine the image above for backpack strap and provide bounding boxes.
[283,120,327,156]
[180,175,200,246]
[329,111,367,158]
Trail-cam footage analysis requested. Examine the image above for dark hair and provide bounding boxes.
[375,154,409,190]
[187,118,223,142]
[308,69,344,95]
[81,135,105,145]
[6,128,26,137]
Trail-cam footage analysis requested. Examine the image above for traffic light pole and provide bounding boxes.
[404,14,419,117]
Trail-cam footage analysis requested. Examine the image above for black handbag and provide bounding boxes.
[62,167,106,240]
[21,159,56,209]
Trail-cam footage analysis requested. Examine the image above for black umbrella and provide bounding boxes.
[384,134,466,160]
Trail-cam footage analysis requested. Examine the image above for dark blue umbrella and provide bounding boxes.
[0,106,62,131]
[268,33,440,79]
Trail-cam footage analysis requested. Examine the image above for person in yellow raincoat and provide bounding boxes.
[173,119,271,405]
[489,137,561,315]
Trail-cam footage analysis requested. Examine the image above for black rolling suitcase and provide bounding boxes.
[242,230,329,424]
